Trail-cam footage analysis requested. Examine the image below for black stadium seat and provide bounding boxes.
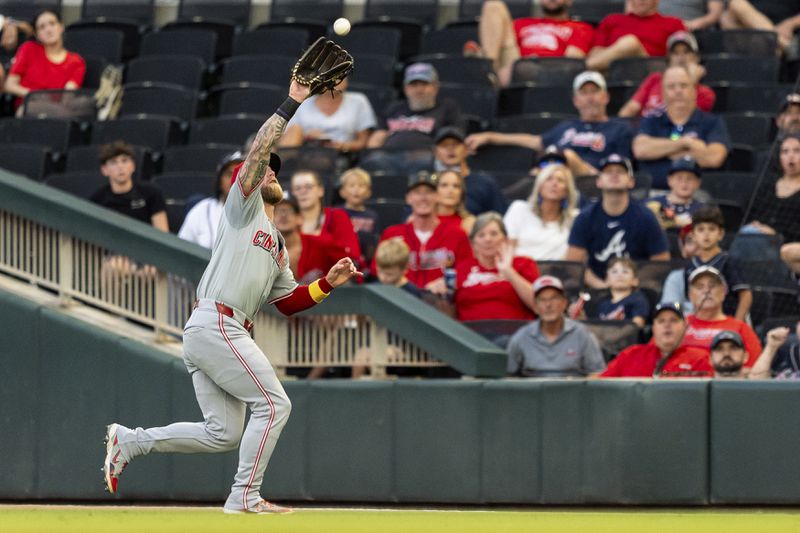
[420,26,479,56]
[510,57,586,87]
[162,144,241,174]
[189,115,263,146]
[177,0,251,27]
[499,85,574,115]
[695,29,779,57]
[221,55,296,86]
[467,145,536,173]
[126,55,206,90]
[81,0,154,26]
[570,0,625,25]
[703,54,780,84]
[494,113,575,134]
[152,172,216,201]
[211,83,285,117]
[91,116,174,152]
[721,112,774,147]
[459,0,532,20]
[414,55,495,86]
[140,29,217,65]
[365,198,407,232]
[347,54,397,87]
[0,0,61,21]
[120,83,199,122]
[162,19,236,60]
[0,117,79,155]
[607,57,667,85]
[233,27,310,57]
[364,0,438,30]
[270,0,344,24]
[332,26,402,60]
[44,171,108,199]
[64,27,124,64]
[0,143,52,180]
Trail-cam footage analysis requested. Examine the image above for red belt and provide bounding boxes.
[194,300,254,332]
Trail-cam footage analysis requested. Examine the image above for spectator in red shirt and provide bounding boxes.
[290,169,363,269]
[455,212,539,322]
[587,0,685,72]
[4,9,85,111]
[377,171,474,294]
[681,266,762,366]
[600,301,713,377]
[619,31,716,118]
[473,0,595,86]
[272,197,346,284]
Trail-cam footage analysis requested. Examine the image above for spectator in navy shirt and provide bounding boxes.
[646,155,706,230]
[633,65,730,189]
[465,71,634,177]
[566,154,670,288]
[432,126,508,215]
[594,256,650,328]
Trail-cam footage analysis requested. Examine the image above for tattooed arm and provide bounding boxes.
[237,80,311,197]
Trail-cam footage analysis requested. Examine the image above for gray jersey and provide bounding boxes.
[196,174,298,318]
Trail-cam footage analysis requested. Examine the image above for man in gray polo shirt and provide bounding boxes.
[507,275,606,377]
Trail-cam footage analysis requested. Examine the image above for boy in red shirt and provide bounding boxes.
[587,0,685,72]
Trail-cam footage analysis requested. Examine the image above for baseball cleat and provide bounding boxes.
[223,500,293,515]
[103,423,128,494]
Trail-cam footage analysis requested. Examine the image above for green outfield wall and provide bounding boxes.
[2,289,799,505]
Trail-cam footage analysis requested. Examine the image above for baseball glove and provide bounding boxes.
[291,37,354,96]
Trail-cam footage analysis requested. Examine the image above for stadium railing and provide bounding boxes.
[0,168,506,378]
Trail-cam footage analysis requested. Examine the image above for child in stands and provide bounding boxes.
[595,256,650,328]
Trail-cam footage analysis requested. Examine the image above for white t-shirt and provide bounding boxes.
[287,91,377,143]
[503,200,572,260]
[178,197,224,249]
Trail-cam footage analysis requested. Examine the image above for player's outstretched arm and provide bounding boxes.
[238,81,310,197]
[326,257,363,288]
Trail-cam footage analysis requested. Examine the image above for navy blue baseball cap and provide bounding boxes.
[711,330,744,350]
[599,153,633,176]
[653,301,684,320]
[538,144,567,167]
[668,156,701,178]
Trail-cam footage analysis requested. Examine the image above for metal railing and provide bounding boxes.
[0,207,444,377]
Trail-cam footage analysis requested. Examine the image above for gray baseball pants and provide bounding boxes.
[115,306,292,511]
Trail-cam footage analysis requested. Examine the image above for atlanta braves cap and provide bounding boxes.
[573,70,607,92]
[532,275,565,296]
[667,31,699,54]
[599,153,634,176]
[668,155,701,178]
[653,301,684,320]
[711,330,744,350]
[434,126,466,144]
[688,265,727,287]
[537,144,567,167]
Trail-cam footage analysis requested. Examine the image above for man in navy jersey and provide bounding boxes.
[566,154,670,288]
[465,71,633,177]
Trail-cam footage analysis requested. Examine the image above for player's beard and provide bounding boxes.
[261,181,284,205]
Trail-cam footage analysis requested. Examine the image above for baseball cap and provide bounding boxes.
[434,126,465,145]
[667,31,699,54]
[537,145,567,167]
[227,152,281,185]
[407,170,438,191]
[688,265,726,286]
[779,92,800,112]
[653,301,684,320]
[404,62,438,84]
[573,70,607,92]
[532,275,565,296]
[668,156,701,178]
[710,330,744,350]
[599,153,634,176]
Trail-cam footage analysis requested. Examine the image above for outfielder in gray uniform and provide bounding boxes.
[102,77,361,514]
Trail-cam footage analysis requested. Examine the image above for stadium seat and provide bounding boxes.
[698,172,758,210]
[270,0,344,24]
[162,19,236,60]
[126,55,206,90]
[414,55,495,86]
[162,144,241,174]
[91,116,174,152]
[498,84,574,115]
[152,172,216,201]
[66,144,153,181]
[750,286,800,328]
[233,27,311,57]
[694,29,779,57]
[66,20,143,62]
[721,84,795,114]
[210,83,285,117]
[0,0,61,20]
[177,0,251,28]
[581,319,642,362]
[607,57,667,85]
[458,0,532,20]
[221,55,296,86]
[0,143,52,181]
[365,198,408,232]
[0,117,80,155]
[349,84,398,117]
[80,0,154,26]
[20,89,97,122]
[420,26,479,56]
[351,19,422,60]
[703,54,780,84]
[570,0,625,25]
[364,0,438,30]
[636,259,686,296]
[81,55,108,91]
[333,25,402,60]
[510,57,586,87]
[347,54,397,87]
[467,145,536,172]
[140,29,217,65]
[120,83,199,123]
[494,113,576,134]
[64,27,124,64]
[44,171,108,199]
[357,147,434,175]
[188,115,263,146]
[164,200,188,234]
[438,83,498,127]
[716,199,745,232]
[721,112,774,147]
[274,146,344,184]
[729,233,784,263]
[531,260,586,299]
[463,319,528,349]
[369,173,409,200]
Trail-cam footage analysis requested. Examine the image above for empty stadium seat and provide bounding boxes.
[607,57,667,85]
[420,26,479,56]
[535,260,585,299]
[570,0,625,24]
[357,147,434,175]
[350,84,398,116]
[467,145,536,172]
[44,171,108,199]
[721,112,774,147]
[81,55,109,91]
[351,20,422,60]
[438,83,498,127]
[140,29,216,65]
[64,27,124,64]
[498,85,574,115]
[510,57,586,87]
[162,144,241,174]
[91,116,174,152]
[152,172,216,201]
[414,55,495,86]
[0,117,80,155]
[370,173,409,200]
[210,83,285,117]
[494,113,575,134]
[347,54,397,87]
[162,19,236,60]
[364,0,438,30]
[274,146,344,183]
[699,172,758,211]
[458,0,532,20]
[332,26,402,60]
[188,115,263,146]
[120,83,199,122]
[66,19,143,61]
[233,27,310,57]
[695,29,779,57]
[270,0,344,24]
[463,319,528,349]
[581,319,642,362]
[221,55,296,85]
[80,0,154,26]
[703,54,780,84]
[0,0,61,20]
[126,55,206,90]
[177,0,251,27]
[722,84,795,114]
[0,143,52,180]
[365,198,408,233]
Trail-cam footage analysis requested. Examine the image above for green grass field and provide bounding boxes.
[3,506,800,533]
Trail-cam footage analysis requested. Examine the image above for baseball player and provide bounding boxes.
[102,39,356,514]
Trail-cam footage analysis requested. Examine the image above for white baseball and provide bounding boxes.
[333,17,351,36]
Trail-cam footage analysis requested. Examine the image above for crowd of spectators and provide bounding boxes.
[1,1,799,380]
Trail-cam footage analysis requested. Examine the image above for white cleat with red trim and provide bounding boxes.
[103,423,128,494]
[223,500,293,515]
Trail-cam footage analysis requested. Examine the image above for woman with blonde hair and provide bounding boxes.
[503,163,578,260]
[435,169,476,235]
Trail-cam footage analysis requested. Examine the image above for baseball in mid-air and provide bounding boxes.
[333,17,351,36]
